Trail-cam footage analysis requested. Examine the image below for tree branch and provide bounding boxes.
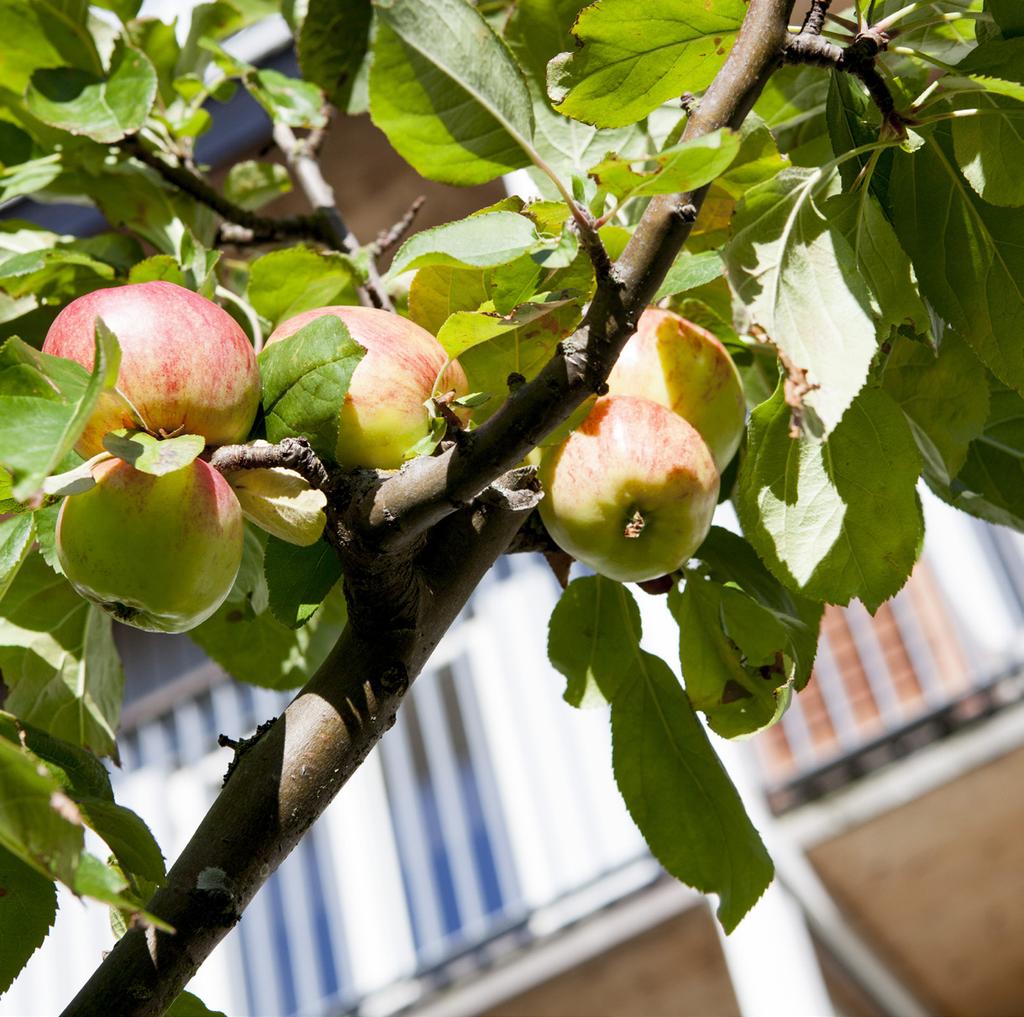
[208,437,332,491]
[62,471,540,1017]
[272,123,393,313]
[801,0,833,36]
[373,195,426,256]
[353,0,796,553]
[65,2,796,1012]
[783,27,906,134]
[124,139,330,245]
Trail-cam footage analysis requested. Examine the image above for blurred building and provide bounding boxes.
[3,6,1024,1016]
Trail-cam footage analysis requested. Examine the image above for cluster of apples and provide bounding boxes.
[45,278,741,631]
[538,309,746,583]
[44,283,465,633]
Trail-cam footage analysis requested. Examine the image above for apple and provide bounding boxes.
[43,281,260,456]
[56,458,244,633]
[265,306,468,470]
[538,395,719,583]
[607,308,745,471]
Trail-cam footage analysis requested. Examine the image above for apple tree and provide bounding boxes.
[0,0,1021,1012]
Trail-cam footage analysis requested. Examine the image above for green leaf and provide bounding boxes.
[547,576,773,931]
[0,736,83,885]
[0,153,63,204]
[0,248,115,304]
[724,167,878,435]
[102,431,205,476]
[190,575,347,689]
[547,0,747,128]
[263,536,342,629]
[128,15,180,105]
[69,852,167,927]
[589,129,741,203]
[0,555,125,757]
[222,160,292,211]
[95,0,143,21]
[297,0,372,110]
[754,65,830,166]
[2,712,166,884]
[926,373,1024,531]
[32,502,62,575]
[882,329,989,485]
[128,255,185,286]
[165,990,228,1017]
[670,577,791,739]
[736,384,924,613]
[435,298,579,358]
[40,455,102,498]
[825,70,892,200]
[25,43,158,144]
[692,527,822,690]
[0,324,120,502]
[175,2,244,81]
[455,298,582,423]
[246,246,358,329]
[74,799,165,884]
[951,92,1024,206]
[3,704,165,880]
[891,124,1024,397]
[369,0,536,186]
[0,515,35,604]
[0,846,56,995]
[988,0,1024,36]
[224,459,327,548]
[389,212,542,278]
[547,574,642,707]
[408,266,489,334]
[959,37,1024,83]
[258,316,365,461]
[826,190,932,344]
[505,0,646,196]
[654,251,725,301]
[0,711,112,801]
[245,68,326,129]
[0,0,101,95]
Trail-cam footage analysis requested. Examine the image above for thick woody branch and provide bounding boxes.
[208,437,331,491]
[62,472,540,1017]
[358,0,797,552]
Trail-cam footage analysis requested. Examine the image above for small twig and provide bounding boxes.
[571,205,616,283]
[124,138,330,245]
[272,122,393,313]
[783,28,906,135]
[219,719,276,788]
[302,104,333,159]
[374,196,425,256]
[801,0,833,36]
[209,437,332,491]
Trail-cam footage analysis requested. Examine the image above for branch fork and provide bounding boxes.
[783,16,907,135]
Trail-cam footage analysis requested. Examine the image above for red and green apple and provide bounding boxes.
[539,395,719,583]
[265,305,468,470]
